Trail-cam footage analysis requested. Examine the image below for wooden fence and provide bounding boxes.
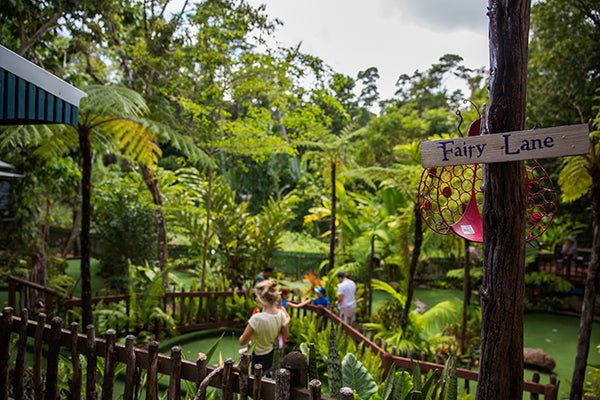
[0,307,341,400]
[7,276,238,334]
[5,276,559,399]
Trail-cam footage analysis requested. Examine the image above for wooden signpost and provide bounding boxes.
[421,123,589,167]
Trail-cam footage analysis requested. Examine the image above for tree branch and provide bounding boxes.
[571,0,600,27]
[18,11,62,55]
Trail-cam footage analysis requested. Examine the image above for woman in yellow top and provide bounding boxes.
[239,279,290,375]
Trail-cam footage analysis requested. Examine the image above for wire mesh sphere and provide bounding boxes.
[418,160,557,242]
[418,164,482,235]
[525,160,557,241]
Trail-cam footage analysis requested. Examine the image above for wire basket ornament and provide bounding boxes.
[417,118,557,243]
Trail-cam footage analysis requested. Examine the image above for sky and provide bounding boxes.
[245,0,490,101]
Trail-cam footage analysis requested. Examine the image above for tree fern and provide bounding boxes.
[371,279,406,305]
[558,155,592,203]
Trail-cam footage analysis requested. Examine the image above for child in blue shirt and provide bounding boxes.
[313,287,330,308]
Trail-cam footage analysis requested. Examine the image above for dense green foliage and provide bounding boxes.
[1,0,599,395]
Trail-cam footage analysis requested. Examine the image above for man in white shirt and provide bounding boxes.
[336,271,356,324]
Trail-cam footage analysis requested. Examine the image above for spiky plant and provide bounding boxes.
[327,328,342,395]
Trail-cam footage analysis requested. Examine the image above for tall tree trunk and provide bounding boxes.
[79,128,94,329]
[368,235,375,318]
[400,203,423,330]
[570,145,600,399]
[201,167,213,290]
[461,239,471,355]
[140,163,169,287]
[476,1,530,399]
[62,183,81,257]
[329,159,337,272]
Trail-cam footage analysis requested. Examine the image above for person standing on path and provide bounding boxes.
[336,271,356,324]
[252,265,274,287]
[239,279,290,376]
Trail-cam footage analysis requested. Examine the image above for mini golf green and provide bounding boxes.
[159,328,243,365]
[412,288,600,397]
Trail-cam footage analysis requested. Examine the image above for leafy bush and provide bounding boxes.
[93,172,157,286]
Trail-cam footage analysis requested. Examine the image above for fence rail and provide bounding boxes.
[5,275,558,399]
[0,307,337,400]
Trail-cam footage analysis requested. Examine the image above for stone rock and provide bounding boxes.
[523,347,556,372]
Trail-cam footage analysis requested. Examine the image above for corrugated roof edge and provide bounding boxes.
[0,44,86,106]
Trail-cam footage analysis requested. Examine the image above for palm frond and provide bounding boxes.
[99,119,162,166]
[81,85,149,120]
[558,155,591,203]
[371,279,406,305]
[0,124,76,158]
[414,299,461,334]
[157,126,214,167]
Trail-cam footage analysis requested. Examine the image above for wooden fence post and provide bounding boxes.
[13,309,28,400]
[530,371,539,400]
[101,329,117,400]
[123,335,136,400]
[253,364,263,400]
[44,316,63,400]
[339,387,354,400]
[7,279,16,309]
[275,369,291,400]
[547,375,558,400]
[238,352,250,400]
[168,347,182,400]
[309,380,322,400]
[464,359,472,394]
[196,355,208,394]
[222,358,234,400]
[86,325,98,400]
[69,322,81,400]
[147,341,159,400]
[0,307,14,400]
[33,313,47,400]
[178,289,185,326]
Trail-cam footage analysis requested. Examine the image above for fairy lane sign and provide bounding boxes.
[421,124,590,168]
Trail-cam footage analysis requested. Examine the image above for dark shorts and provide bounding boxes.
[252,350,274,376]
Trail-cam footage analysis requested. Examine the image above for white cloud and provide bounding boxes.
[381,0,488,33]
[248,0,489,100]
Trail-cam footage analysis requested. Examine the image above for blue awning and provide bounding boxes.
[0,45,86,127]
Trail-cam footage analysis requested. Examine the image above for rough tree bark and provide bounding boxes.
[400,203,423,330]
[476,0,531,399]
[62,183,82,257]
[79,128,94,329]
[140,163,169,287]
[329,159,337,272]
[570,143,600,399]
[200,167,213,290]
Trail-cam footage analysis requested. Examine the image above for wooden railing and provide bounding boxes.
[7,276,239,334]
[5,276,559,399]
[0,307,338,400]
[294,304,558,400]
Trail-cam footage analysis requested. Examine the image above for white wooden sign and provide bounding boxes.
[421,124,589,168]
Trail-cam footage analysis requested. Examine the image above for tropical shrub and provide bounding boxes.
[364,279,462,356]
[93,171,157,287]
[129,263,175,341]
[585,345,600,399]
